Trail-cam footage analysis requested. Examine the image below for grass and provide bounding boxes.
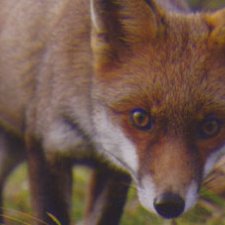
[188,0,225,10]
[3,164,225,225]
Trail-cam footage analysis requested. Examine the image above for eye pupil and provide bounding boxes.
[133,112,148,126]
[203,121,217,134]
[131,109,152,130]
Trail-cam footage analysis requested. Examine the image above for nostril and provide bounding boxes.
[154,193,185,219]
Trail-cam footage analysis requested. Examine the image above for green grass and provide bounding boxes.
[3,164,225,225]
[188,0,225,10]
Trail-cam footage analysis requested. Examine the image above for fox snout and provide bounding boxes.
[138,175,199,219]
[136,137,201,219]
[138,177,199,219]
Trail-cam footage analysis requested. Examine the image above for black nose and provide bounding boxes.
[154,193,185,219]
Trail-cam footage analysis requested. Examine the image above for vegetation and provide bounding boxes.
[3,164,225,225]
[188,0,225,10]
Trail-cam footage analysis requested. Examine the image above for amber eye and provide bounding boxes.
[130,108,152,131]
[199,117,221,139]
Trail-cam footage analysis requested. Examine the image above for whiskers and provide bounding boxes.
[199,188,225,213]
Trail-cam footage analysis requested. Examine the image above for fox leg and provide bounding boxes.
[84,166,131,225]
[0,129,25,223]
[26,138,73,225]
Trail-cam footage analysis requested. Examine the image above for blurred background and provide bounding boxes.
[3,0,225,224]
[188,0,225,10]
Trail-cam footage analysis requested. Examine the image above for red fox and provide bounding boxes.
[0,0,225,224]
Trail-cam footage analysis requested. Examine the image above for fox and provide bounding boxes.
[0,0,225,224]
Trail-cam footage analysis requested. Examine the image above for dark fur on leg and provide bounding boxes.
[84,165,131,225]
[26,137,72,225]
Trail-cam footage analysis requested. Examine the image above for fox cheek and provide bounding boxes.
[203,144,225,178]
[137,175,157,213]
[184,180,198,212]
[92,106,139,175]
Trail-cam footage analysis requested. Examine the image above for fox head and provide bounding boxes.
[90,0,225,219]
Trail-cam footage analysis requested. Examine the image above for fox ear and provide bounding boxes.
[90,0,164,68]
[205,9,225,49]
